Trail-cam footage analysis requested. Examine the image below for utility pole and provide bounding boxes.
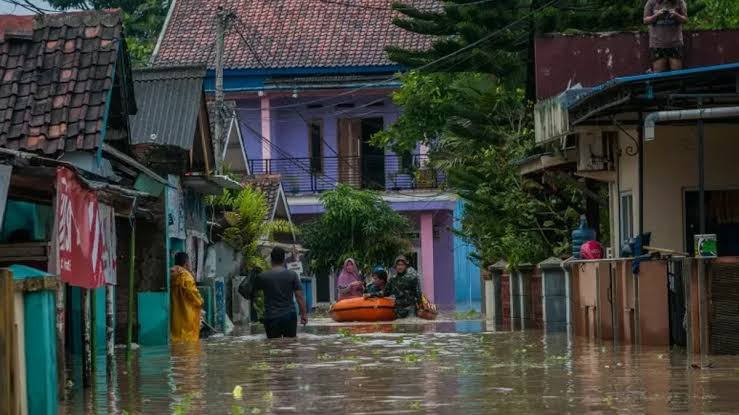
[214,7,234,174]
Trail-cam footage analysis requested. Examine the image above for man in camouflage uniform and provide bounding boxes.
[387,255,421,318]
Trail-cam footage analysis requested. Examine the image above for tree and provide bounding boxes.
[383,0,734,266]
[209,186,297,271]
[46,0,170,65]
[301,185,412,275]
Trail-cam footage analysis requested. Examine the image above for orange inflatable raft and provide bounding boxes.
[329,297,397,322]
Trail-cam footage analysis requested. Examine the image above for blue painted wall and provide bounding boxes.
[453,199,481,310]
[94,286,107,352]
[137,292,169,346]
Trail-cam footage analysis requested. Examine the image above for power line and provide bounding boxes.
[0,0,48,14]
[313,0,501,12]
[233,19,443,197]
[234,0,558,112]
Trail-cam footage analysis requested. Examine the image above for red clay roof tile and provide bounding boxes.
[153,0,437,70]
[0,10,127,154]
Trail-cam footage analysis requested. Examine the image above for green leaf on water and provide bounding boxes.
[410,401,422,410]
[403,353,421,364]
[232,406,246,415]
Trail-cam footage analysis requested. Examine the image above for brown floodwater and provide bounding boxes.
[61,320,739,414]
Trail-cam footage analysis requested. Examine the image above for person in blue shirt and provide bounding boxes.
[364,266,389,297]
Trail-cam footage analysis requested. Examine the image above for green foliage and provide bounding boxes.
[216,186,298,271]
[691,0,739,29]
[46,0,170,66]
[301,185,412,275]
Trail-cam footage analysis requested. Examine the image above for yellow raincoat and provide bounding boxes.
[170,265,203,342]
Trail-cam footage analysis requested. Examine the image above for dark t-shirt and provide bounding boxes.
[254,267,302,320]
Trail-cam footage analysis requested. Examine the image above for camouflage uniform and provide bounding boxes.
[387,267,421,318]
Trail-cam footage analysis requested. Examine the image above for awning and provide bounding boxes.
[183,173,242,195]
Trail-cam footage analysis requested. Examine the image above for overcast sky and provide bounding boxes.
[0,1,67,14]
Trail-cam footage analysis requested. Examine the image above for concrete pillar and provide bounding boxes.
[420,212,435,302]
[484,279,495,322]
[260,94,272,162]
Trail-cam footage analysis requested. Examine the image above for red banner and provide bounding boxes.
[56,167,105,288]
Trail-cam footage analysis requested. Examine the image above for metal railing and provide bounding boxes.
[248,154,444,193]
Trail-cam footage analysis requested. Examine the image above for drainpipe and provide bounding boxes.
[643,106,739,141]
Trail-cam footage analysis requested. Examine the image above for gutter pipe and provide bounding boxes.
[644,106,739,141]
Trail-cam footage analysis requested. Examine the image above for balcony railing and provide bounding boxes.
[248,154,444,194]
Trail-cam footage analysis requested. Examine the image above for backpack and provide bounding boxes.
[237,273,255,300]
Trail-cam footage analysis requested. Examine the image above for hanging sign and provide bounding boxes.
[99,203,117,285]
[56,167,104,288]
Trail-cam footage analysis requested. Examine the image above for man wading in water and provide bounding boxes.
[252,247,308,338]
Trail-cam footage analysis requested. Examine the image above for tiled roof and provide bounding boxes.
[129,65,205,149]
[244,174,282,221]
[0,10,132,154]
[206,99,236,146]
[153,0,438,70]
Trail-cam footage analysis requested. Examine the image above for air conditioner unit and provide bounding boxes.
[576,129,616,182]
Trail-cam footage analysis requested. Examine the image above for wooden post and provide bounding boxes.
[55,285,66,400]
[1,268,18,415]
[82,288,92,388]
[697,259,708,364]
[105,285,114,376]
[682,258,693,364]
[126,219,136,363]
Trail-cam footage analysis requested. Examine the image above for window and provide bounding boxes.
[309,120,323,173]
[620,192,634,246]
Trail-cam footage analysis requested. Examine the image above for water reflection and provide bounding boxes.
[61,322,739,414]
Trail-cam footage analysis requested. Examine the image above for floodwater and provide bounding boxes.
[61,320,739,414]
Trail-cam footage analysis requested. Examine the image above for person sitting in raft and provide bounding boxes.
[387,255,421,318]
[337,258,364,301]
[364,266,389,297]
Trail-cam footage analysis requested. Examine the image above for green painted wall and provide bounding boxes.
[137,292,169,346]
[23,291,58,415]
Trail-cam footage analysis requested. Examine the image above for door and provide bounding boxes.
[337,118,361,186]
[361,118,385,190]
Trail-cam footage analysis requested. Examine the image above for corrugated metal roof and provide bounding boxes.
[535,30,739,100]
[129,65,206,149]
[568,61,739,112]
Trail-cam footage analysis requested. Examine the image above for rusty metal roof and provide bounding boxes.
[535,30,739,100]
[129,65,206,149]
[0,10,133,154]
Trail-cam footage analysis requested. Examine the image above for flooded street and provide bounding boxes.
[62,320,739,414]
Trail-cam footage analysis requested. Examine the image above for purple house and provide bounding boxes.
[152,0,480,309]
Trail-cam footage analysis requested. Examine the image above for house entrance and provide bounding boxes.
[337,117,385,189]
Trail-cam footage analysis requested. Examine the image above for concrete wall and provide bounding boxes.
[611,124,739,253]
[433,211,455,309]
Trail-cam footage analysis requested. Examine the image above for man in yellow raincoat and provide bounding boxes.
[170,252,204,342]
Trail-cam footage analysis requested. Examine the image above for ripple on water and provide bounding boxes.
[59,324,739,415]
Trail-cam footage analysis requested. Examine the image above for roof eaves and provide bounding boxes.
[568,61,739,111]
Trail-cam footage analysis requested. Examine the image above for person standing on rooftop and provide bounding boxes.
[644,0,688,72]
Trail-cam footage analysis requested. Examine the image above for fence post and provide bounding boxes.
[0,268,18,415]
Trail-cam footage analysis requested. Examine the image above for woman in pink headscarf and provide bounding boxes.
[336,258,364,301]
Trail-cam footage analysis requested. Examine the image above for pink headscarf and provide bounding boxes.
[337,258,363,300]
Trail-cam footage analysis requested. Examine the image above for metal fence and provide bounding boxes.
[248,154,444,193]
